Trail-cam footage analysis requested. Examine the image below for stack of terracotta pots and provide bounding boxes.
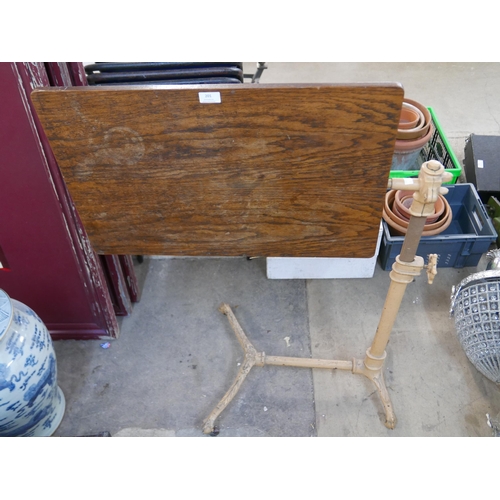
[382,189,452,236]
[391,98,434,171]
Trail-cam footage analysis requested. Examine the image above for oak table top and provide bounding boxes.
[31,83,403,258]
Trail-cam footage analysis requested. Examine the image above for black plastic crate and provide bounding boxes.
[379,183,498,270]
[464,134,500,202]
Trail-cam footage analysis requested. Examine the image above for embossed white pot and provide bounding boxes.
[0,289,65,436]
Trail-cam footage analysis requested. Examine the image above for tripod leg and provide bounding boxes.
[203,304,264,435]
[353,357,396,429]
[202,355,256,435]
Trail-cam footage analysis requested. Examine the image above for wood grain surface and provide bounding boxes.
[31,83,403,257]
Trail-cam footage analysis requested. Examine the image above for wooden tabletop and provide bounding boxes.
[31,83,403,257]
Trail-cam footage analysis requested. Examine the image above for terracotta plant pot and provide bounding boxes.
[400,196,440,224]
[391,124,434,171]
[392,201,411,222]
[403,102,425,125]
[383,189,452,235]
[399,104,420,130]
[394,125,434,151]
[382,189,452,236]
[394,189,445,224]
[396,99,432,140]
[392,98,434,171]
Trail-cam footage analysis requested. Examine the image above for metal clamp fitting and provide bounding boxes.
[390,255,424,284]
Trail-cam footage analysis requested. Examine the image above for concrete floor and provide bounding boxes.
[52,62,500,437]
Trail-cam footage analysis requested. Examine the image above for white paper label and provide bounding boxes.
[478,159,484,169]
[403,178,413,185]
[199,92,221,103]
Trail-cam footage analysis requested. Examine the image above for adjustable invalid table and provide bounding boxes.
[31,83,449,433]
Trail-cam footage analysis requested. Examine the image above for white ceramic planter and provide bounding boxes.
[0,289,65,436]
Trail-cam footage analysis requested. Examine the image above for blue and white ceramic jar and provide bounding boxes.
[0,289,65,436]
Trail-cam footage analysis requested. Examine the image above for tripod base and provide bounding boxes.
[202,304,396,434]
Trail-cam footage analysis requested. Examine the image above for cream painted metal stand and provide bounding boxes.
[203,160,453,435]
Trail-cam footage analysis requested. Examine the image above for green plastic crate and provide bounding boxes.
[389,107,462,184]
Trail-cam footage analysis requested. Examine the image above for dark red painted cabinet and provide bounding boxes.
[0,62,137,339]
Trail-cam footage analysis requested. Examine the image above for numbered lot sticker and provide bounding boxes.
[199,92,221,103]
